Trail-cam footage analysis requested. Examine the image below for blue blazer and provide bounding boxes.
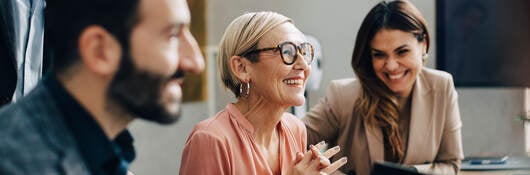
[0,82,90,174]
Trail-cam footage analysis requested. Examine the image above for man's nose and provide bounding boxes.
[179,30,205,74]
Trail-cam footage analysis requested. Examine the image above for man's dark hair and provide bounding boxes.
[45,0,141,74]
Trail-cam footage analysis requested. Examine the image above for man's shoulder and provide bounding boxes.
[0,82,55,114]
[0,83,58,134]
[0,84,89,174]
[0,97,54,146]
[0,84,50,131]
[0,108,86,174]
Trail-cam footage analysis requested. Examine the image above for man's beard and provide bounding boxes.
[107,52,182,124]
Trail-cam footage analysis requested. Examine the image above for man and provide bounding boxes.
[0,0,204,174]
[0,0,47,107]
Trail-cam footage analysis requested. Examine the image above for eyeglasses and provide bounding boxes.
[241,41,314,65]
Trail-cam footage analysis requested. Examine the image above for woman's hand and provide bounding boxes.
[290,141,348,175]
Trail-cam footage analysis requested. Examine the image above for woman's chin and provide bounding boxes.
[289,97,306,107]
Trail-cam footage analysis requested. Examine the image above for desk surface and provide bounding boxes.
[461,170,530,175]
[461,156,530,175]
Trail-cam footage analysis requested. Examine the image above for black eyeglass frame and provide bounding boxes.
[241,41,314,65]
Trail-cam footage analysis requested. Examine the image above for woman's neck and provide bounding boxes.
[234,98,285,145]
[234,97,284,174]
[397,92,412,115]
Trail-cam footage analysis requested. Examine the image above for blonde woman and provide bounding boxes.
[180,11,346,174]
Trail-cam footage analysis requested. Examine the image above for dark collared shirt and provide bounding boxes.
[44,75,135,175]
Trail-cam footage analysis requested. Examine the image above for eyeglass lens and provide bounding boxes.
[280,42,313,65]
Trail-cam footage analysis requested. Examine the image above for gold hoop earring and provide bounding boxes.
[239,82,250,98]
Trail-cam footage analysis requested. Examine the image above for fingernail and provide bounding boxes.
[340,157,348,162]
[310,145,315,150]
[331,146,340,151]
[312,146,319,152]
[320,156,331,166]
[317,141,325,146]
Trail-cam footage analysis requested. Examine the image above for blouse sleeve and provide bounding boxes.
[179,130,231,175]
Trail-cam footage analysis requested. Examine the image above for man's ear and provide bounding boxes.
[78,25,122,76]
[229,55,251,82]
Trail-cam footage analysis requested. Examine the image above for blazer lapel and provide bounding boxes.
[364,120,384,163]
[403,70,433,163]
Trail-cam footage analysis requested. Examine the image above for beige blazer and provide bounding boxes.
[303,68,464,175]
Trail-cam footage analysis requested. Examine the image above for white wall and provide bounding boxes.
[129,0,528,174]
[129,102,209,175]
[458,88,526,156]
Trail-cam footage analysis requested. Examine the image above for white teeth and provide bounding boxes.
[283,79,303,85]
[388,72,405,80]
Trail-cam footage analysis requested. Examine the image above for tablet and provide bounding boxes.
[370,161,427,175]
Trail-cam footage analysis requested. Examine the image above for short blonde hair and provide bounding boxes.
[217,11,292,98]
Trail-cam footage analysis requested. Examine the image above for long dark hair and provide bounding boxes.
[351,0,430,162]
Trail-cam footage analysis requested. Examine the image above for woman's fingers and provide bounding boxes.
[314,141,326,150]
[311,141,340,169]
[301,145,317,164]
[310,144,321,159]
[293,142,346,175]
[322,145,340,159]
[319,155,331,167]
[292,146,319,175]
[308,153,322,170]
[321,157,348,175]
[293,152,304,164]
